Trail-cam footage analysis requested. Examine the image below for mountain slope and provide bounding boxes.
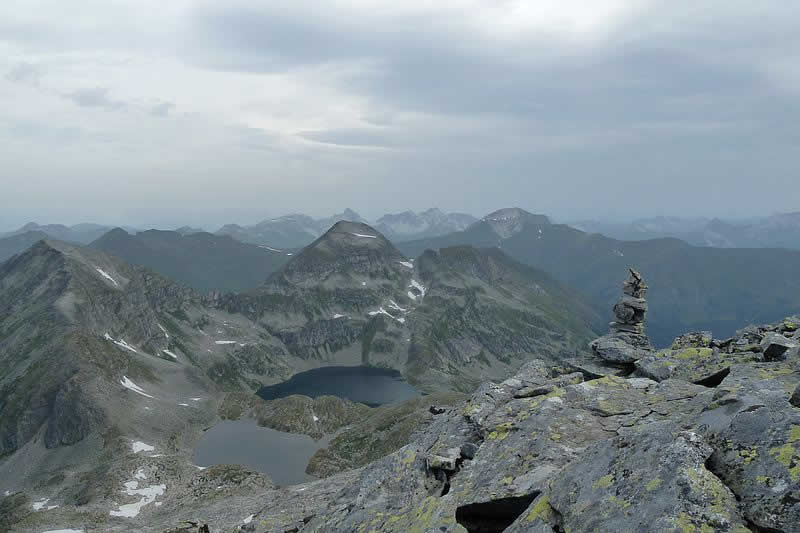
[89,228,290,291]
[0,222,115,244]
[219,222,599,392]
[0,230,50,262]
[399,208,800,346]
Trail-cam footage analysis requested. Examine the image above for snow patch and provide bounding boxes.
[109,481,166,518]
[368,307,405,324]
[312,415,319,422]
[397,260,413,268]
[350,232,377,239]
[131,441,154,453]
[162,349,178,359]
[333,313,347,319]
[178,403,189,407]
[95,267,119,287]
[215,340,237,345]
[157,324,169,338]
[243,514,255,524]
[120,376,153,398]
[134,469,147,480]
[258,245,282,252]
[409,279,427,297]
[407,291,417,300]
[191,397,201,401]
[104,333,138,353]
[32,498,50,511]
[43,529,84,533]
[388,300,407,312]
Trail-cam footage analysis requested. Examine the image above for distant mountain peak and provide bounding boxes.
[273,221,407,287]
[482,208,550,238]
[314,221,393,250]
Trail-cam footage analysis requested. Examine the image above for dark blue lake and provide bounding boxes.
[257,365,420,406]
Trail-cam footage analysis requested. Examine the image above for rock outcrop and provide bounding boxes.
[589,268,653,364]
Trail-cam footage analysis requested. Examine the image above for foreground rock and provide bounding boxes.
[216,319,799,532]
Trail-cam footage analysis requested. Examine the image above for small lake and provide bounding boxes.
[257,365,420,406]
[193,420,332,486]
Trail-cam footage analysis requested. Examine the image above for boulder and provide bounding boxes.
[590,334,651,364]
[671,331,713,349]
[635,347,761,384]
[516,426,748,533]
[760,332,798,361]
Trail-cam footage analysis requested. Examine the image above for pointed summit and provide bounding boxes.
[271,221,409,287]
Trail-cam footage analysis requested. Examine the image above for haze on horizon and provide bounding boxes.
[1,1,799,230]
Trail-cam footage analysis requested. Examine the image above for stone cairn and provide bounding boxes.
[612,268,648,334]
[590,268,653,364]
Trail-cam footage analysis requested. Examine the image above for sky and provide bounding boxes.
[1,1,799,230]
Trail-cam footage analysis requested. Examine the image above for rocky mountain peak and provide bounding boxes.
[271,221,409,287]
[482,207,550,238]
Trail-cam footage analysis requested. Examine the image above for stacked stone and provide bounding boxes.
[611,268,648,334]
[589,268,653,364]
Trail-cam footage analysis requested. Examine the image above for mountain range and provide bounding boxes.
[399,208,800,346]
[0,222,124,245]
[215,208,476,248]
[572,212,800,249]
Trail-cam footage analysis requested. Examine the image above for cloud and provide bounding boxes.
[0,0,799,227]
[6,62,41,85]
[62,87,126,110]
[149,101,174,117]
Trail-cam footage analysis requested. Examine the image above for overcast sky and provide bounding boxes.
[1,1,798,230]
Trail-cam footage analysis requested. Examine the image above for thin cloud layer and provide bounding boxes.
[0,0,798,229]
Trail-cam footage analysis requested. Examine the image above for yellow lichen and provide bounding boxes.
[646,478,662,491]
[488,422,513,441]
[592,474,614,490]
[770,443,794,467]
[526,494,553,523]
[402,450,417,465]
[738,448,758,463]
[675,347,713,360]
